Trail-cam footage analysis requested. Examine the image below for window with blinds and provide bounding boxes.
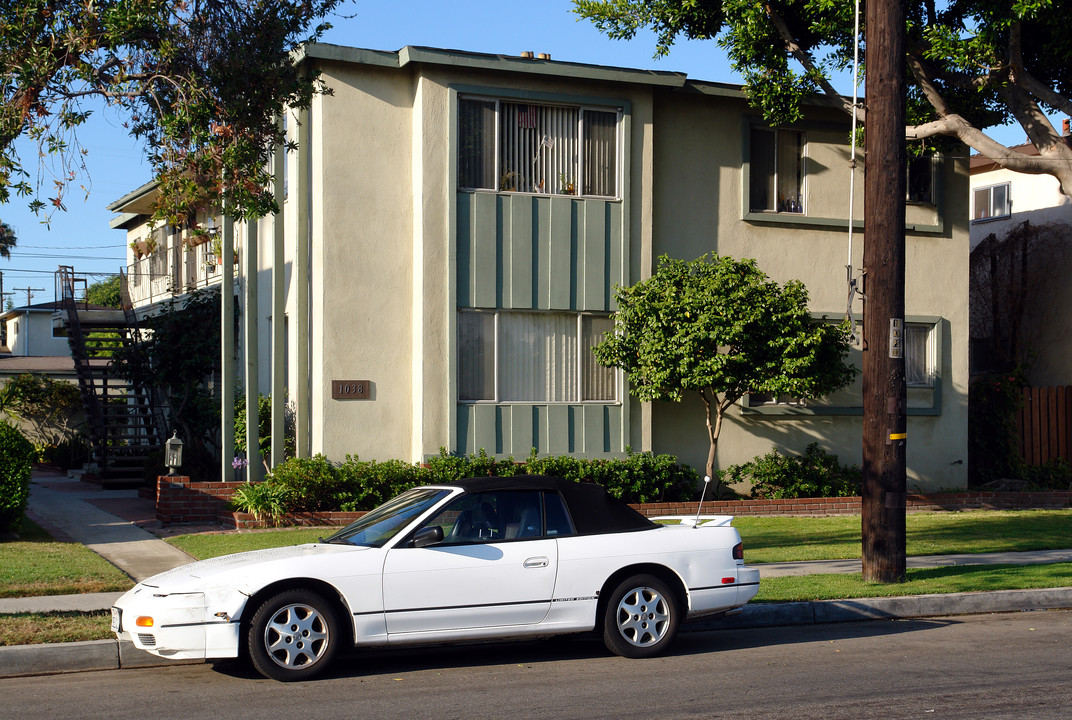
[458,310,616,403]
[458,97,620,198]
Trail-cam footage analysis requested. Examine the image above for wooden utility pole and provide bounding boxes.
[862,0,908,582]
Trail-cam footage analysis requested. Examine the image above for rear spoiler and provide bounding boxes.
[650,515,734,527]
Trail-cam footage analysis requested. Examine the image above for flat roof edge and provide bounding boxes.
[303,42,687,88]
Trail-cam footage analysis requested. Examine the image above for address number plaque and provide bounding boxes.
[332,380,371,400]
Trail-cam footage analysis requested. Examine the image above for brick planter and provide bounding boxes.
[156,476,1072,526]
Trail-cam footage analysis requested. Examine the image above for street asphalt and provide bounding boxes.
[2,469,1070,679]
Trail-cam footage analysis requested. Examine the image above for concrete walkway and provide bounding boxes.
[24,472,195,582]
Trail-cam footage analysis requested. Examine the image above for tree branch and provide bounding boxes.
[764,4,860,120]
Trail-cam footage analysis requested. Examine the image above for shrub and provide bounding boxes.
[230,481,291,522]
[724,443,861,499]
[267,455,340,511]
[525,448,698,503]
[1023,458,1072,491]
[337,456,423,511]
[0,421,35,534]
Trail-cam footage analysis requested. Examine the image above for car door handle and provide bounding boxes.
[524,557,549,568]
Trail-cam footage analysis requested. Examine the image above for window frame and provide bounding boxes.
[740,315,944,416]
[906,154,937,205]
[747,126,807,215]
[457,308,619,405]
[456,95,623,200]
[972,182,1012,223]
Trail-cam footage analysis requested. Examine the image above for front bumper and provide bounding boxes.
[112,585,244,660]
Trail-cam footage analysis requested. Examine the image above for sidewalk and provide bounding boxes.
[2,468,1071,678]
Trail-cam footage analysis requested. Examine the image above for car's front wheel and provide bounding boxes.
[247,589,340,681]
[602,574,681,659]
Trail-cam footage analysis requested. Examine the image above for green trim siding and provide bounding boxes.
[457,404,624,456]
[456,192,622,312]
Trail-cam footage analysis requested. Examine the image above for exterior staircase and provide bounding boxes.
[58,266,166,486]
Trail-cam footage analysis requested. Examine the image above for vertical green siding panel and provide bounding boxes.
[473,193,498,308]
[495,406,509,454]
[472,404,498,453]
[582,201,607,311]
[535,198,551,309]
[607,204,622,310]
[507,195,533,309]
[582,404,605,453]
[510,406,535,456]
[547,405,570,454]
[606,404,623,453]
[457,194,473,307]
[548,197,573,309]
[456,406,474,454]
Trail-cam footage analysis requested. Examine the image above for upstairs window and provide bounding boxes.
[749,127,805,213]
[458,97,620,198]
[973,183,1011,222]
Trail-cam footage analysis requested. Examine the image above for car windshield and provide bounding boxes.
[323,487,450,547]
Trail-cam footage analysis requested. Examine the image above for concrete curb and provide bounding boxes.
[3,587,1071,678]
[0,638,201,678]
[686,586,1072,632]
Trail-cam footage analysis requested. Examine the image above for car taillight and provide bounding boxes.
[732,542,744,560]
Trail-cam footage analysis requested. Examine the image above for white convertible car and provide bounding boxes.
[112,475,759,681]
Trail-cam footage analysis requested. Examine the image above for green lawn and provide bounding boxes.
[0,519,133,598]
[755,562,1072,602]
[166,527,326,560]
[736,510,1072,563]
[0,611,112,646]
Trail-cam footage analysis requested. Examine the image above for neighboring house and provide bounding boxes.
[109,44,970,491]
[0,301,77,358]
[969,124,1072,386]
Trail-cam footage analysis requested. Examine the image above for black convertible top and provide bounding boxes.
[444,475,656,535]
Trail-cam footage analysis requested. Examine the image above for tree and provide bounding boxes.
[594,254,857,485]
[85,275,122,308]
[0,220,15,258]
[113,285,223,455]
[0,372,84,447]
[0,0,340,226]
[574,0,1072,195]
[970,221,1069,376]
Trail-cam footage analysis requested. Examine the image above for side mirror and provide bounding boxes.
[411,525,444,548]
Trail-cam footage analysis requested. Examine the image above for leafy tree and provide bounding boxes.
[574,0,1072,195]
[0,0,340,226]
[0,220,15,258]
[594,254,856,484]
[0,372,84,446]
[85,275,122,308]
[113,286,223,456]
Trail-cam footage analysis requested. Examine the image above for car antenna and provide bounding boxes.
[693,475,712,527]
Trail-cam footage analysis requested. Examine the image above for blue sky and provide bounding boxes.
[0,0,1041,303]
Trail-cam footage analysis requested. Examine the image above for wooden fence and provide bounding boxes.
[1018,386,1072,466]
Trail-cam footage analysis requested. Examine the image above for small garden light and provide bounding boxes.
[165,432,183,475]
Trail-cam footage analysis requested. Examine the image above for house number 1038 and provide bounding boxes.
[332,380,371,400]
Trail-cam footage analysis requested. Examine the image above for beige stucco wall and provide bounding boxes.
[644,90,970,491]
[304,59,417,461]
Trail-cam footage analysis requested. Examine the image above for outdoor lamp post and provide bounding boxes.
[165,432,184,476]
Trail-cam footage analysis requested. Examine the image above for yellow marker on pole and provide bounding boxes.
[889,432,907,440]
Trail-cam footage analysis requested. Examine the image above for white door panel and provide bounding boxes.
[383,539,558,634]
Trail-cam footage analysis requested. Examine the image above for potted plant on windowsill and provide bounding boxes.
[208,236,238,266]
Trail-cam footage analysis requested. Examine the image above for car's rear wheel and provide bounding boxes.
[602,574,681,659]
[247,589,340,681]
